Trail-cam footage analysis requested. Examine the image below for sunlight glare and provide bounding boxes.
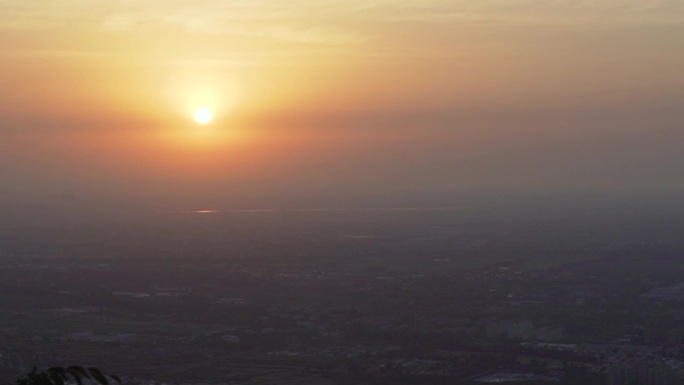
[194,108,213,124]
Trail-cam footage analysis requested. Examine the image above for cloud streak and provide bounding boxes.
[2,0,683,32]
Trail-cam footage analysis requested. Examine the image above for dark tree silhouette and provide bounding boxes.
[12,367,120,385]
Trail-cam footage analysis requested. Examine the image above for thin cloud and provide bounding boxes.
[2,1,683,34]
[1,0,682,64]
[360,0,684,25]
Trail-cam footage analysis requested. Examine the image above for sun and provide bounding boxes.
[193,107,213,124]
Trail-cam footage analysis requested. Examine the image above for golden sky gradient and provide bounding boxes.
[2,1,684,208]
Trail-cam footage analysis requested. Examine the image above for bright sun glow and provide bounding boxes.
[193,108,213,124]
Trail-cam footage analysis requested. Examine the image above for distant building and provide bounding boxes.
[222,334,240,344]
[535,326,565,342]
[608,358,684,385]
[116,334,138,343]
[486,320,564,341]
[69,331,94,341]
[507,320,535,340]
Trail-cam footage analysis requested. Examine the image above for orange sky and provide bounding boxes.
[2,1,684,209]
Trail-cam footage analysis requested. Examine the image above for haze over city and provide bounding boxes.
[2,2,684,385]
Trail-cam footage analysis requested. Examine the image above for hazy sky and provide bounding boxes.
[1,1,683,209]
